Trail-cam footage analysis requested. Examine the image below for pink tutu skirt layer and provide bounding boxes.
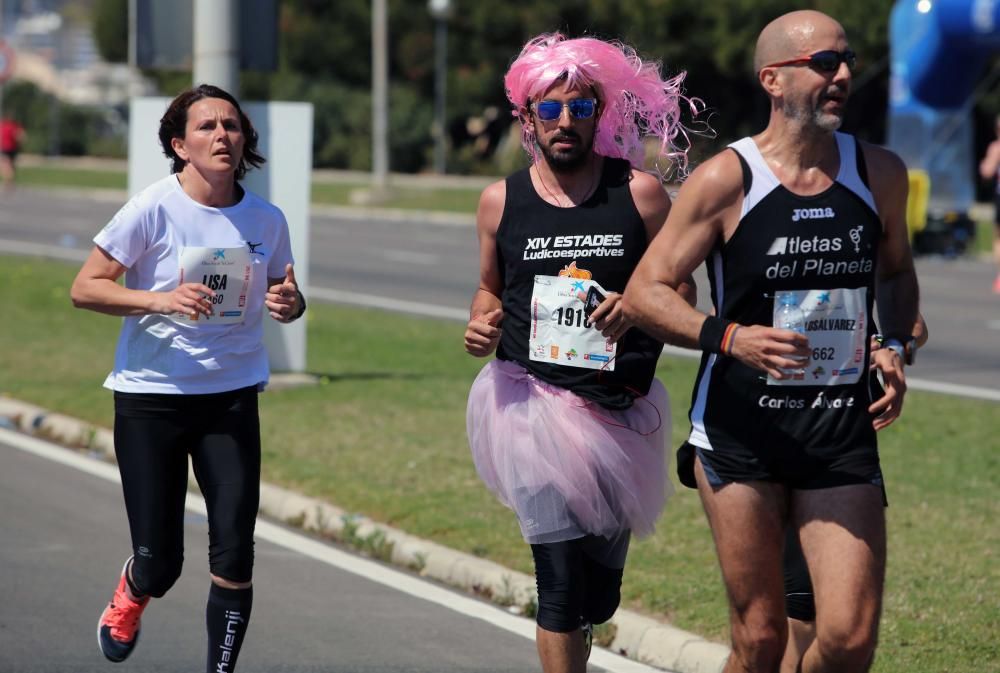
[467,359,672,544]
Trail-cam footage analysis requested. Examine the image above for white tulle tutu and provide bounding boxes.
[467,359,672,544]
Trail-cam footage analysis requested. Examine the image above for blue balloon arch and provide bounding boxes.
[888,0,1000,213]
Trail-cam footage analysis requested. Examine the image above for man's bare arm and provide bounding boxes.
[865,143,919,340]
[622,155,738,346]
[864,142,919,429]
[465,180,505,356]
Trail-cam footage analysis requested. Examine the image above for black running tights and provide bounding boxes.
[113,387,260,597]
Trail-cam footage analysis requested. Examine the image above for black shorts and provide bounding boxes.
[696,442,883,490]
[676,439,883,491]
[1,150,16,161]
[678,441,887,504]
[994,192,1000,228]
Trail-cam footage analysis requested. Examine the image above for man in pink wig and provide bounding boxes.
[464,33,697,672]
[624,10,919,672]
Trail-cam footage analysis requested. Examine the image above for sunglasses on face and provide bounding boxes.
[764,49,857,74]
[530,98,598,121]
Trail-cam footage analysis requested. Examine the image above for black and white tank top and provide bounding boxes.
[688,132,883,452]
[494,158,662,410]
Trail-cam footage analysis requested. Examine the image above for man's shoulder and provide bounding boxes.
[477,178,508,231]
[855,139,906,176]
[625,167,664,196]
[479,178,508,205]
[677,148,745,198]
[855,140,908,196]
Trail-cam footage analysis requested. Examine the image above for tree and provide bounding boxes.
[93,0,129,64]
[85,0,942,172]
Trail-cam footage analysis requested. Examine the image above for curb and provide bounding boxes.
[0,395,729,673]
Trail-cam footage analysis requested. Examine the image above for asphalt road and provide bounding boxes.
[0,187,997,392]
[3,430,652,673]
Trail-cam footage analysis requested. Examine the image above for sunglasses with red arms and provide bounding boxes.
[763,49,857,74]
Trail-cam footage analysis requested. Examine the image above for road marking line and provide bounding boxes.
[379,249,439,265]
[1,427,664,673]
[0,237,88,262]
[906,377,1000,402]
[309,287,469,321]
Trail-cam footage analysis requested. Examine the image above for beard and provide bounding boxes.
[537,130,594,172]
[811,106,844,132]
[782,91,846,132]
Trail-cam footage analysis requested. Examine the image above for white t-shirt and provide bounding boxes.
[94,175,294,394]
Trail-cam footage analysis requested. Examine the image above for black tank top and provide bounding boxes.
[688,133,883,453]
[495,157,662,409]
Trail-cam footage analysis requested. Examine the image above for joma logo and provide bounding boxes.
[792,207,835,221]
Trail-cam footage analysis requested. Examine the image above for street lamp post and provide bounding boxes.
[372,0,388,192]
[428,0,451,174]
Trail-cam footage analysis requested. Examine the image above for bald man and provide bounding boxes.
[623,10,919,673]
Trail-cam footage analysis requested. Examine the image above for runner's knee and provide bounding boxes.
[581,563,623,625]
[814,622,877,670]
[532,538,626,631]
[132,554,183,598]
[208,538,254,585]
[730,609,786,671]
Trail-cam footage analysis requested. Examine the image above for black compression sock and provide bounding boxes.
[205,583,253,673]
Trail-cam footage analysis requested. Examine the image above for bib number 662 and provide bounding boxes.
[812,346,836,361]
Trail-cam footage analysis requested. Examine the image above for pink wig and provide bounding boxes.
[504,33,702,175]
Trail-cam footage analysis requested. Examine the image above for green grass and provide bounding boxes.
[2,255,997,672]
[974,217,995,256]
[16,165,128,191]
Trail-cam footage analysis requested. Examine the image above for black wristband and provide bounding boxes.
[698,316,734,354]
[289,289,306,321]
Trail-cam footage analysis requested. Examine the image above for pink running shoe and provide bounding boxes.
[97,558,149,662]
[993,274,1000,294]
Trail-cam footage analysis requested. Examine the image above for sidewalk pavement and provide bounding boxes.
[0,393,730,673]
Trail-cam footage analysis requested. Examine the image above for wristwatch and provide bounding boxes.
[883,338,907,365]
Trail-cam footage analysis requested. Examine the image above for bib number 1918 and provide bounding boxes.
[553,306,591,329]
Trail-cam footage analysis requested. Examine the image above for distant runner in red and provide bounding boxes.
[0,115,26,190]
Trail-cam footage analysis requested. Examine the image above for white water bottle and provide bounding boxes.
[775,294,807,375]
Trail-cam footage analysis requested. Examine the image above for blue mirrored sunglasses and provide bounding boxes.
[764,49,857,74]
[531,98,597,121]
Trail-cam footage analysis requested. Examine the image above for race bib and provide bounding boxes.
[176,247,252,324]
[768,288,868,386]
[529,275,616,371]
